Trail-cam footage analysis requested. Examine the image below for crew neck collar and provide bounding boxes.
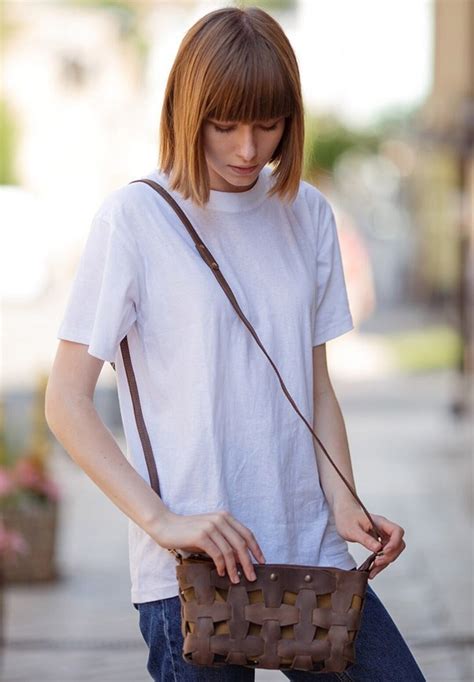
[148,165,272,213]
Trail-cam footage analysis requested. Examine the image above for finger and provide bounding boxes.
[224,515,266,564]
[355,524,384,553]
[374,516,403,542]
[387,538,406,562]
[370,538,406,578]
[369,555,389,579]
[208,530,242,583]
[218,520,257,582]
[369,565,384,579]
[205,513,257,582]
[198,533,231,578]
[380,525,405,557]
[368,516,392,544]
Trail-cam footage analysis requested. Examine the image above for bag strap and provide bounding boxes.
[113,177,381,572]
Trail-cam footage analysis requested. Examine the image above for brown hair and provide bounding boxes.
[159,6,304,207]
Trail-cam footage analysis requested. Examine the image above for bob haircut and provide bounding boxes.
[159,6,304,207]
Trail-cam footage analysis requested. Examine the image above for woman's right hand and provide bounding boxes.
[154,509,266,584]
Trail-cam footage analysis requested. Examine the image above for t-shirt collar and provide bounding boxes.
[205,168,269,212]
[150,165,271,213]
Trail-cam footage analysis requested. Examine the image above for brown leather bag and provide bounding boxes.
[113,178,384,674]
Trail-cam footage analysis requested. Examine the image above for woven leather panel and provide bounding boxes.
[176,556,368,673]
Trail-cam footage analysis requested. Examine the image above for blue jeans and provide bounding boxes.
[133,582,426,681]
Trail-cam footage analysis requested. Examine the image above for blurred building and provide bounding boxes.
[0,0,437,395]
[414,0,473,411]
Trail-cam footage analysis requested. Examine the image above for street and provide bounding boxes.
[1,368,472,681]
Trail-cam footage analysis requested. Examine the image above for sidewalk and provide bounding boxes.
[1,367,472,681]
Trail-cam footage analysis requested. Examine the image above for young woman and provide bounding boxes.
[45,6,426,681]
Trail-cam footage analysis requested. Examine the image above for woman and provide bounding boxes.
[45,6,426,681]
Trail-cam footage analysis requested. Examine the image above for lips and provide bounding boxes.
[228,164,259,174]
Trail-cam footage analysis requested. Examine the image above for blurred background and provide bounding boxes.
[0,0,472,680]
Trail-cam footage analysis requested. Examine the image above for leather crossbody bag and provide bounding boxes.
[111,178,384,674]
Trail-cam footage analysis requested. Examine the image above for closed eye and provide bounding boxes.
[211,122,280,134]
[213,124,236,134]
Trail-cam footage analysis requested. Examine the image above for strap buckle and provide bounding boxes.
[196,243,219,271]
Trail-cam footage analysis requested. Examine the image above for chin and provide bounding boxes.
[209,163,259,191]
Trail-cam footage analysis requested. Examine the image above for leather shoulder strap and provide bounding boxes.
[113,177,381,572]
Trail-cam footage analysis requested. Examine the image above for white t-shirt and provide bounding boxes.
[57,164,357,604]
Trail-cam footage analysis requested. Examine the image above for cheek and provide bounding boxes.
[263,131,284,155]
[204,133,228,162]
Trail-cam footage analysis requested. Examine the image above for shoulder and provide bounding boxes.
[88,168,169,245]
[91,168,164,225]
[295,177,334,223]
[274,170,335,238]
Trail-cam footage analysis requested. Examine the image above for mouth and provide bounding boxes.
[228,164,259,174]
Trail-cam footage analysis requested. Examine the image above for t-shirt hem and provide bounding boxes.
[57,327,116,363]
[131,582,180,605]
[313,315,354,346]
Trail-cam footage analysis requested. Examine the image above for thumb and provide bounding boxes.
[356,524,383,553]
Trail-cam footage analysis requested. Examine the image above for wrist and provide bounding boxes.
[331,495,362,518]
[146,506,175,545]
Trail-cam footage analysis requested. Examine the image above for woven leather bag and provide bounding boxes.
[112,178,384,674]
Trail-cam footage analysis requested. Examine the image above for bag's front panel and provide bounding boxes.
[176,558,369,673]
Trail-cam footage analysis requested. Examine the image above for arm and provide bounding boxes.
[45,340,264,582]
[311,342,358,515]
[312,343,405,578]
[45,340,171,538]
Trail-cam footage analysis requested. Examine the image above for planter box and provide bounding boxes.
[1,499,59,582]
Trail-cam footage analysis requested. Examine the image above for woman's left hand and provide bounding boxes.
[334,502,406,579]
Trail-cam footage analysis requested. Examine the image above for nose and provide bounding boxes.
[236,126,257,163]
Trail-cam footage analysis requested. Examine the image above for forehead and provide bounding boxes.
[203,47,295,123]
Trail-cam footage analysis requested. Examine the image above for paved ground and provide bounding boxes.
[1,365,472,681]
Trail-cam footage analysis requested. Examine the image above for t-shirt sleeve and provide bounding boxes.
[56,211,139,362]
[312,198,354,346]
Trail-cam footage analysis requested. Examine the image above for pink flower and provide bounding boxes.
[0,469,16,496]
[0,520,28,557]
[13,458,42,488]
[10,457,59,502]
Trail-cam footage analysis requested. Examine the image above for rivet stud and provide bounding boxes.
[304,574,312,582]
[270,573,278,581]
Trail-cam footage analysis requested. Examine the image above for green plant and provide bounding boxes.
[0,97,20,185]
[304,114,380,179]
[385,325,463,372]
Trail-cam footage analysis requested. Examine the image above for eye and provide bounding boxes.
[213,124,235,134]
[209,120,280,133]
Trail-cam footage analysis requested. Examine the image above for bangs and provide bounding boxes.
[204,39,295,123]
[159,6,304,206]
